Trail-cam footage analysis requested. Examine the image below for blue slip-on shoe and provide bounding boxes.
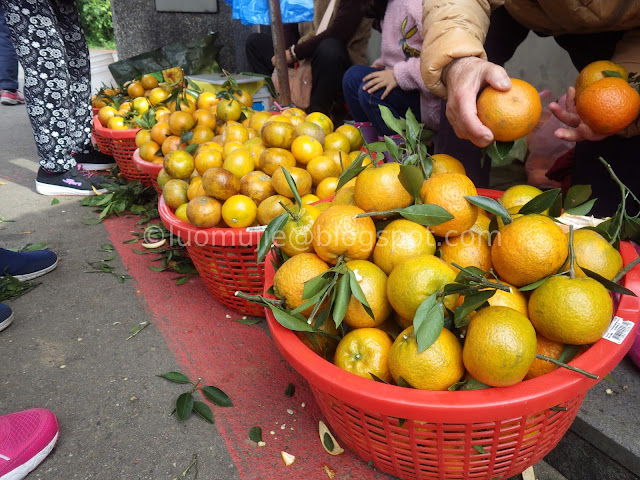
[0,248,59,281]
[0,304,13,332]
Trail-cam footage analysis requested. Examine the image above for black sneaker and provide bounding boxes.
[72,148,116,170]
[35,165,113,196]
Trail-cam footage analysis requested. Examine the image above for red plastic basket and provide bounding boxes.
[158,196,266,317]
[263,191,640,480]
[132,149,163,194]
[92,115,113,155]
[93,116,152,185]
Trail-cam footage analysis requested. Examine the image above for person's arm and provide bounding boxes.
[293,0,365,60]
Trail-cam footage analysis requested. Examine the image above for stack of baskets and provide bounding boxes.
[132,149,163,194]
[261,187,640,480]
[93,116,151,185]
[158,196,266,317]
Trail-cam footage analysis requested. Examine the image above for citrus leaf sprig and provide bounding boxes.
[354,203,453,227]
[157,371,232,424]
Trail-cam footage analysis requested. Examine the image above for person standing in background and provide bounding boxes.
[0,0,115,196]
[0,2,24,105]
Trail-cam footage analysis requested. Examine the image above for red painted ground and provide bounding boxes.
[104,216,389,480]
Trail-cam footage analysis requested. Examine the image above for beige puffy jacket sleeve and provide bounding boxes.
[420,0,496,98]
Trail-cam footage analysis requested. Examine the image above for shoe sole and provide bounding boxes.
[0,99,23,106]
[0,310,14,332]
[35,181,108,196]
[0,258,59,282]
[0,431,59,480]
[79,163,116,171]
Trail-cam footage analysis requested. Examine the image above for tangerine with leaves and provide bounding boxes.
[419,172,479,237]
[524,333,566,380]
[343,260,392,328]
[315,177,339,200]
[476,78,542,142]
[570,228,623,280]
[311,204,377,264]
[354,162,413,216]
[277,204,321,257]
[574,60,628,98]
[271,166,313,198]
[306,155,341,186]
[463,306,537,387]
[388,326,464,390]
[491,214,568,287]
[334,327,393,383]
[273,252,330,313]
[576,76,640,135]
[216,97,242,122]
[499,184,543,211]
[256,194,292,225]
[528,275,613,345]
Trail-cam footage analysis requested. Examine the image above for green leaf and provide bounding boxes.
[465,195,511,223]
[348,269,374,321]
[174,275,190,285]
[563,185,592,210]
[623,216,640,242]
[176,392,194,421]
[454,265,487,284]
[192,401,215,424]
[484,138,528,167]
[564,198,597,216]
[395,203,453,226]
[454,289,495,328]
[249,426,263,442]
[397,376,415,388]
[51,198,60,205]
[235,316,261,325]
[549,192,563,218]
[518,276,551,292]
[157,371,192,384]
[404,108,421,147]
[550,406,568,412]
[602,70,623,78]
[518,189,561,215]
[290,289,327,316]
[201,386,233,407]
[370,373,391,384]
[336,156,367,191]
[473,445,487,454]
[285,383,295,397]
[398,418,407,427]
[413,293,444,353]
[323,432,335,452]
[383,136,400,161]
[267,304,316,332]
[331,272,351,328]
[580,266,637,297]
[457,378,491,390]
[379,104,406,136]
[301,274,331,300]
[398,164,425,202]
[256,213,288,263]
[557,344,582,364]
[443,283,472,295]
[280,166,303,207]
[184,143,198,155]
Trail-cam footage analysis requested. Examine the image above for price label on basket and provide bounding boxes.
[246,225,268,233]
[602,316,635,344]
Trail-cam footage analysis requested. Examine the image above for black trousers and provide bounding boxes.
[435,6,636,217]
[245,32,351,116]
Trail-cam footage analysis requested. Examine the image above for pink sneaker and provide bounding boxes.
[0,90,25,106]
[0,409,59,480]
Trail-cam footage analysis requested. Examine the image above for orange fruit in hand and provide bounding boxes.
[576,76,640,135]
[277,204,321,257]
[574,60,628,98]
[524,333,565,380]
[569,228,623,280]
[373,219,437,275]
[419,172,479,238]
[334,328,393,383]
[463,306,537,387]
[429,153,466,176]
[439,232,492,274]
[273,253,330,313]
[491,214,568,287]
[528,275,613,345]
[311,205,377,264]
[386,254,457,321]
[343,260,392,328]
[221,194,258,228]
[476,78,542,142]
[388,326,464,390]
[354,163,413,217]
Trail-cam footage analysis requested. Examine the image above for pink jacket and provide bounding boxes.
[374,0,441,131]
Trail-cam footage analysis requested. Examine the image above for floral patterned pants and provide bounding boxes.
[0,0,93,172]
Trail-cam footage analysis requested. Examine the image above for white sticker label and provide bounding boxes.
[246,225,268,233]
[602,316,635,345]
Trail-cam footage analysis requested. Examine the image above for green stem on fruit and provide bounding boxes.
[279,201,299,221]
[568,226,576,279]
[234,291,285,307]
[355,209,398,218]
[536,354,598,379]
[612,257,640,284]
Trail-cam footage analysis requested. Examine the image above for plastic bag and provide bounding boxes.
[108,31,221,87]
[525,91,575,189]
[236,0,314,25]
